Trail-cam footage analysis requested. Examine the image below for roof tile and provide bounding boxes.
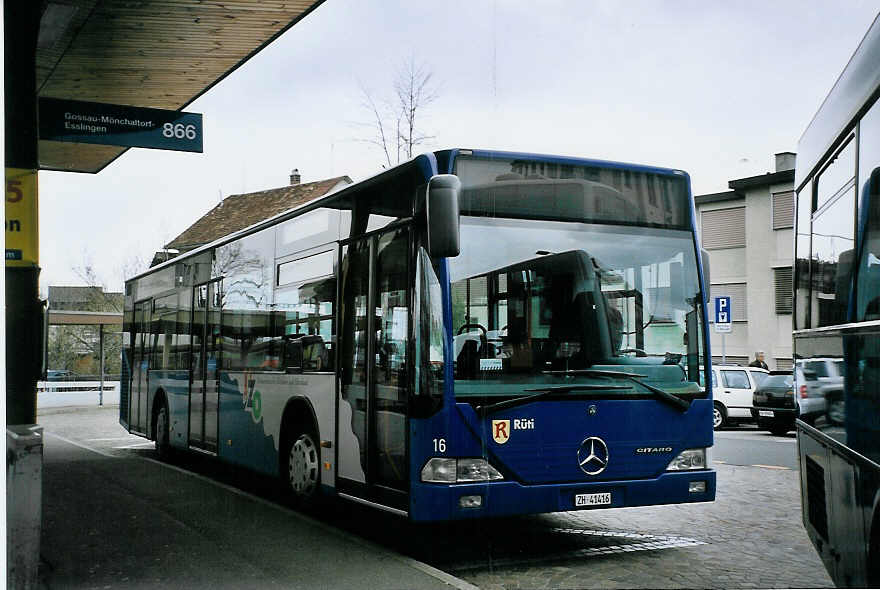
[165,176,351,251]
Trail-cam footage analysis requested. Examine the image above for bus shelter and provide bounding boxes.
[5,1,326,426]
[46,310,123,404]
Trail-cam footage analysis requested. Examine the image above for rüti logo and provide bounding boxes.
[492,419,510,444]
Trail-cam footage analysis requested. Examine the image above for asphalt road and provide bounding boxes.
[713,424,799,470]
[34,405,831,589]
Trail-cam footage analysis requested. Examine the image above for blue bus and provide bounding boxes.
[121,149,715,521]
[793,13,880,587]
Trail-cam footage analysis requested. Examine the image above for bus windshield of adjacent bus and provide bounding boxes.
[449,154,705,401]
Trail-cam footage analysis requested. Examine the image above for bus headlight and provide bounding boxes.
[421,458,504,483]
[457,458,504,482]
[665,448,707,471]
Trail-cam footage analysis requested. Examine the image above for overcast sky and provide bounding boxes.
[38,0,880,293]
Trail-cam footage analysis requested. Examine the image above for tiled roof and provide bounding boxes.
[48,286,123,312]
[165,176,352,252]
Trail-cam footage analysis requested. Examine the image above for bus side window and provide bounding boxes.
[858,168,880,321]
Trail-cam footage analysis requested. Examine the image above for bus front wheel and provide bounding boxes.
[283,428,321,507]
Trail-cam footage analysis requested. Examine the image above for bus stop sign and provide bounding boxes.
[38,97,203,153]
[714,296,731,333]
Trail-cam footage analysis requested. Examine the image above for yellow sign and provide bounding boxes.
[5,168,38,267]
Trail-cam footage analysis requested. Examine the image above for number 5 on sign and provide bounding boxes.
[5,168,38,267]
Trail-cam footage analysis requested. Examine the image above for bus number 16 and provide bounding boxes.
[433,438,446,453]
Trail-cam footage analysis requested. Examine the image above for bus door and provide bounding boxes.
[337,227,410,509]
[189,280,220,453]
[129,300,151,435]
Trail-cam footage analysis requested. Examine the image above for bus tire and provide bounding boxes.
[281,424,321,508]
[713,402,726,430]
[154,398,171,461]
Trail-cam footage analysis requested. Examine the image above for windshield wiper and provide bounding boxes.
[542,369,690,412]
[478,383,632,416]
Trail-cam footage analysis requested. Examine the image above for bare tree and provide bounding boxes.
[47,251,143,376]
[358,56,439,168]
[395,56,439,161]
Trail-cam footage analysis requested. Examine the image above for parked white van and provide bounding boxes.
[704,365,770,430]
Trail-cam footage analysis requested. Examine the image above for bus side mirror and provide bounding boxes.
[700,248,711,292]
[426,174,461,258]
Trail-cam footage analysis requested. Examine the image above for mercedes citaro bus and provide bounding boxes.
[121,149,715,521]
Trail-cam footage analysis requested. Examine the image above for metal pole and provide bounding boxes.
[99,324,104,406]
[5,3,43,426]
[722,333,726,365]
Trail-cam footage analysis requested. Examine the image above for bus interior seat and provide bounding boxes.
[456,339,481,379]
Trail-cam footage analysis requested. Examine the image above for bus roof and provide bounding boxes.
[436,148,689,180]
[129,148,691,283]
[795,13,880,191]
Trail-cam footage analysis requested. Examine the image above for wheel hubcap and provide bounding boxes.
[156,409,168,449]
[289,435,318,497]
[713,408,722,428]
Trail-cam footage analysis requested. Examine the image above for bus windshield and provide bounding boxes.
[449,156,704,399]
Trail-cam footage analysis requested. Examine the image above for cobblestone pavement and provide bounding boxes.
[38,407,833,590]
[447,463,832,589]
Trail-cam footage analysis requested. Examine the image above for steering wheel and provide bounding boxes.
[619,348,648,357]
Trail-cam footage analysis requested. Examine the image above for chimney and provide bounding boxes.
[774,152,796,172]
[289,168,301,185]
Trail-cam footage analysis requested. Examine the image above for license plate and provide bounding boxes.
[759,410,774,417]
[575,492,611,507]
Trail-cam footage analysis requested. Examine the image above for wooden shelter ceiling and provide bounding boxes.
[36,0,324,173]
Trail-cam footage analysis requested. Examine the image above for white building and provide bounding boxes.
[696,153,796,369]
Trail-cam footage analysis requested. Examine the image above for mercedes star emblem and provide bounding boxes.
[577,436,609,475]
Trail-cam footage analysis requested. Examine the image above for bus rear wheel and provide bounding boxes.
[155,401,171,460]
[283,429,321,507]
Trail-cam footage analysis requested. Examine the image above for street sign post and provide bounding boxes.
[714,296,732,364]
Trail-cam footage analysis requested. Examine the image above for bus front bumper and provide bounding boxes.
[409,469,715,522]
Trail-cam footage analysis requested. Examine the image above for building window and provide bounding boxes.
[811,185,855,328]
[775,358,794,371]
[772,191,795,230]
[708,283,748,321]
[710,355,749,366]
[646,175,658,206]
[774,267,793,314]
[701,207,745,249]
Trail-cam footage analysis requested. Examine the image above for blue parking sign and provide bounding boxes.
[714,296,732,333]
[715,296,731,323]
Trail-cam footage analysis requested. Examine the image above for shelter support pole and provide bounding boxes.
[99,325,104,406]
[5,4,43,425]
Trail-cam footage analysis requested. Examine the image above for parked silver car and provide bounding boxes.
[794,358,844,424]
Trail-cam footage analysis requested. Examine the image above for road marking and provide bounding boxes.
[751,464,790,470]
[113,441,155,449]
[447,528,705,572]
[43,428,477,590]
[44,432,115,458]
[87,437,141,441]
[714,431,796,443]
[714,460,727,464]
